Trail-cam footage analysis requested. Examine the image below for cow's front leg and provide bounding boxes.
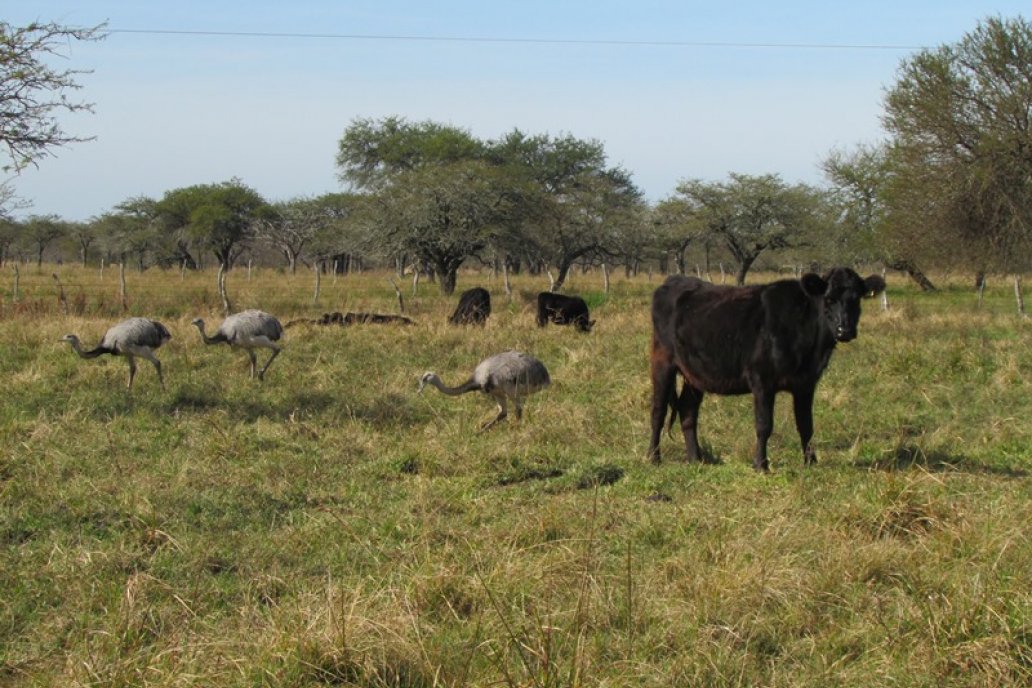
[792,385,817,465]
[751,387,775,471]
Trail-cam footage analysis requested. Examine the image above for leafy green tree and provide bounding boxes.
[882,16,1032,276]
[822,144,938,290]
[337,116,486,191]
[22,214,65,267]
[337,118,500,293]
[305,192,365,271]
[0,215,16,266]
[95,200,161,271]
[489,130,642,290]
[67,221,96,267]
[156,180,269,269]
[670,174,823,285]
[652,197,711,275]
[362,160,511,294]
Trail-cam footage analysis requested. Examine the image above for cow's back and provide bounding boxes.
[651,276,714,355]
[673,279,825,394]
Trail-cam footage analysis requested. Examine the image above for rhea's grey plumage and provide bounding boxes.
[191,309,284,380]
[418,350,551,430]
[60,317,172,390]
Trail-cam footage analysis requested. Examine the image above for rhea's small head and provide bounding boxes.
[417,371,436,393]
[190,317,204,328]
[59,334,79,346]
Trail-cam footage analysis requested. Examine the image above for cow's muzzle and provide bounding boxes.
[835,326,857,342]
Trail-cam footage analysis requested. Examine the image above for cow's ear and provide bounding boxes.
[800,273,827,296]
[863,274,886,297]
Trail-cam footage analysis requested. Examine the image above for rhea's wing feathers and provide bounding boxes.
[102,317,170,351]
[478,351,551,392]
[225,310,283,342]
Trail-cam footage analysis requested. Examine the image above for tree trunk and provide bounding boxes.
[735,256,756,286]
[1015,274,1027,318]
[437,265,458,295]
[552,259,574,292]
[888,259,936,291]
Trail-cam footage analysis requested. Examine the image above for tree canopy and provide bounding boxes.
[0,21,104,174]
[882,15,1032,274]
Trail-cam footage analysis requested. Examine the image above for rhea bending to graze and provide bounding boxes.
[61,317,172,390]
[191,310,284,380]
[418,351,551,431]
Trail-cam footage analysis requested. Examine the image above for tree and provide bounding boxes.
[255,198,323,274]
[670,174,823,285]
[253,193,362,274]
[489,130,642,290]
[363,160,510,294]
[822,144,938,290]
[882,16,1032,281]
[95,202,159,271]
[156,181,269,269]
[21,214,65,267]
[0,215,17,266]
[337,118,499,293]
[652,197,712,275]
[67,221,96,267]
[1,21,104,172]
[337,116,486,191]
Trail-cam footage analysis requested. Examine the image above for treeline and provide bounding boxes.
[2,17,1030,301]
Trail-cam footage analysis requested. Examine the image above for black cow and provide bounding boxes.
[648,268,885,471]
[449,287,491,326]
[536,292,595,332]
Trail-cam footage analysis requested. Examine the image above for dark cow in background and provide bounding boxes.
[536,292,595,332]
[449,287,491,326]
[648,268,885,471]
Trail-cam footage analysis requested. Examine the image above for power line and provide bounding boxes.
[105,27,926,51]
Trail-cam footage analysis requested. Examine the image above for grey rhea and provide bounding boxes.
[60,317,172,390]
[418,350,551,430]
[191,310,284,380]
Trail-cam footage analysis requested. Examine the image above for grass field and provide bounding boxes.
[1,264,1031,686]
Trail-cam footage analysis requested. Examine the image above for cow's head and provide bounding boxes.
[801,268,886,342]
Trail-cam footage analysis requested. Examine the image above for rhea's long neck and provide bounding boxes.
[427,376,480,396]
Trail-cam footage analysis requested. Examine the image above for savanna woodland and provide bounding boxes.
[2,14,1031,688]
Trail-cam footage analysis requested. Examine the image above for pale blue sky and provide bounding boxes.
[5,1,1028,220]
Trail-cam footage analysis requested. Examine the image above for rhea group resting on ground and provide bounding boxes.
[60,317,172,390]
[191,310,284,380]
[418,350,551,431]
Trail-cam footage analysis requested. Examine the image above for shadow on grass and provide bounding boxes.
[853,444,1028,478]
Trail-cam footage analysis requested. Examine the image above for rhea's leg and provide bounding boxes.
[258,346,281,381]
[480,399,508,432]
[126,356,138,391]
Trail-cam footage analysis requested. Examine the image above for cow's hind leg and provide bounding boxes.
[792,385,817,465]
[676,384,705,463]
[648,339,679,462]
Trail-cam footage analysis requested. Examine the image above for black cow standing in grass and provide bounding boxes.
[449,287,491,326]
[648,268,885,471]
[536,292,595,332]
